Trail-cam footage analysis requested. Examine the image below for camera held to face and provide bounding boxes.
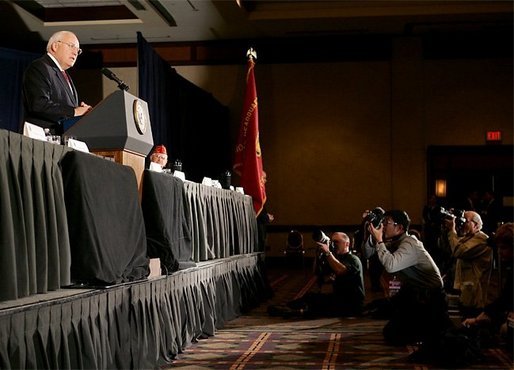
[438,206,466,230]
[365,207,385,228]
[312,229,335,277]
[312,229,330,244]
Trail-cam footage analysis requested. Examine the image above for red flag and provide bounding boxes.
[233,50,266,216]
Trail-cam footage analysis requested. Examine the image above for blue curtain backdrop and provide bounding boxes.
[137,32,232,183]
[0,48,38,132]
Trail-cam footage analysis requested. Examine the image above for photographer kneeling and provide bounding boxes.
[286,232,365,318]
[368,210,452,357]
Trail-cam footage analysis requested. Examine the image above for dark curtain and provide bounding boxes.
[0,48,38,132]
[137,32,232,183]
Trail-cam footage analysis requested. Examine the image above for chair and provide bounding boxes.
[283,230,305,268]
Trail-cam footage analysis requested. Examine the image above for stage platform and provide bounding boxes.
[0,253,271,369]
[1,130,267,369]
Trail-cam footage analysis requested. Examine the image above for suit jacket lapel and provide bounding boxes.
[68,75,79,106]
[59,70,78,104]
[47,55,78,106]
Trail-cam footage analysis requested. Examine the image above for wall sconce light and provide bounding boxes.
[435,179,447,198]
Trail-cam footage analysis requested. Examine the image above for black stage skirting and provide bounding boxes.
[0,253,270,369]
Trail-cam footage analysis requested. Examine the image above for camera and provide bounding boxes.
[365,207,385,228]
[438,207,466,229]
[312,229,335,277]
[312,229,330,244]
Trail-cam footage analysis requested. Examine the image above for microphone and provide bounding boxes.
[101,68,129,91]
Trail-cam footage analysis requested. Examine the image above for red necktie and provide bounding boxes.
[62,70,71,85]
[62,71,75,97]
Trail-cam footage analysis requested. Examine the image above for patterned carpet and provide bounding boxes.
[166,263,513,369]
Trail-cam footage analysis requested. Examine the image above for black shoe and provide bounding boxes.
[267,304,304,318]
[267,305,284,316]
[287,299,307,310]
[408,348,431,363]
[267,305,292,317]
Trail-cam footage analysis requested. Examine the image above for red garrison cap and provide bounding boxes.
[153,145,167,155]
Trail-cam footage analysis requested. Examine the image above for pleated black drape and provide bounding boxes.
[137,32,232,183]
[0,129,71,302]
[0,48,38,132]
[0,254,271,369]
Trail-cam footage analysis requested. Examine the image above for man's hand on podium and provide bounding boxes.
[75,102,92,116]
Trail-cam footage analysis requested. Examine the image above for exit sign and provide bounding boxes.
[486,131,502,142]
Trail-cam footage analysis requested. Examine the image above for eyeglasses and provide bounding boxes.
[382,220,398,226]
[57,40,82,55]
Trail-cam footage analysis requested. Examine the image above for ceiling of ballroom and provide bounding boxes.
[3,0,513,48]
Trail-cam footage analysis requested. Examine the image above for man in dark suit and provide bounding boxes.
[22,30,91,134]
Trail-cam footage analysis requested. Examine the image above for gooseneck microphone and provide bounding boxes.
[101,68,129,91]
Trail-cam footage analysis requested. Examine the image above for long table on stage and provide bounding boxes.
[0,129,270,369]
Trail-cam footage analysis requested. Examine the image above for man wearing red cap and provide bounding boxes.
[149,144,168,172]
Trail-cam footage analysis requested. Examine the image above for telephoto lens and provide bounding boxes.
[312,229,330,244]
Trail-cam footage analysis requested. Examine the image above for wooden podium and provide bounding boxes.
[64,90,153,191]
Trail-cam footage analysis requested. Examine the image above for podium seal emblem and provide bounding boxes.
[133,99,147,135]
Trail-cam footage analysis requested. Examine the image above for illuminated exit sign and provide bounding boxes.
[486,130,502,143]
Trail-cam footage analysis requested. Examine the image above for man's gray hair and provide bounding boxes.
[46,31,75,52]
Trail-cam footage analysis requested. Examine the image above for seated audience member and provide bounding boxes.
[270,231,365,318]
[368,210,451,350]
[462,222,513,351]
[444,211,492,316]
[149,144,168,172]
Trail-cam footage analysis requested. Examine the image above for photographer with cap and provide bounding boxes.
[444,210,492,317]
[271,231,365,318]
[149,144,168,172]
[368,210,451,355]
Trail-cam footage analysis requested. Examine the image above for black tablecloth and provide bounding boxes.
[142,170,194,273]
[60,151,149,285]
[183,181,258,261]
[141,171,258,267]
[0,129,72,301]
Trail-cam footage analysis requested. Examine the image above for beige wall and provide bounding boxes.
[99,38,513,255]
